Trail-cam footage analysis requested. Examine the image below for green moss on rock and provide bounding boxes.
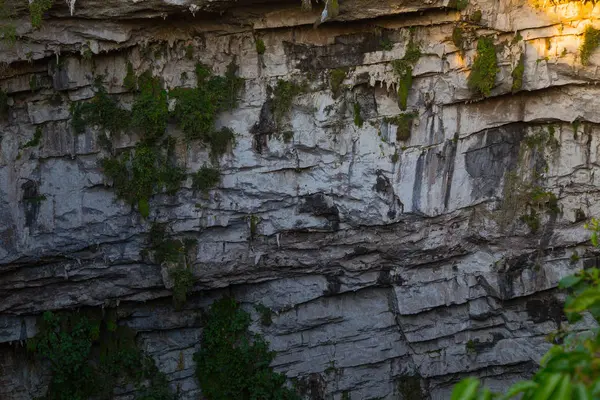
[329,68,347,98]
[192,165,221,193]
[392,33,421,110]
[511,54,525,93]
[580,25,600,65]
[467,36,499,97]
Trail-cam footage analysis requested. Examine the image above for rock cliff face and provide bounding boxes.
[1,0,600,398]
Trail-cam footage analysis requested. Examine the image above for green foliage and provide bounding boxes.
[29,0,54,29]
[170,267,195,309]
[100,140,185,215]
[0,89,8,119]
[470,10,482,22]
[254,304,273,326]
[146,223,197,309]
[467,36,499,97]
[570,251,580,264]
[520,209,540,233]
[391,149,400,163]
[27,310,174,400]
[392,33,421,110]
[185,44,194,60]
[192,165,221,193]
[380,37,394,51]
[329,68,347,98]
[256,39,266,55]
[512,31,523,44]
[452,26,465,53]
[248,214,261,240]
[124,62,137,91]
[272,79,305,127]
[170,63,242,157]
[21,126,43,148]
[1,24,16,46]
[131,72,168,142]
[511,53,525,93]
[453,0,469,10]
[70,84,130,135]
[194,297,300,400]
[353,102,363,128]
[452,219,600,400]
[580,25,600,65]
[385,112,417,141]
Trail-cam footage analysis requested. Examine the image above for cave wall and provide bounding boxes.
[2,0,600,398]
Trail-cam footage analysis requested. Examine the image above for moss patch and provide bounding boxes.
[21,126,43,148]
[194,297,300,400]
[353,102,363,127]
[29,0,54,29]
[27,310,173,400]
[392,32,421,110]
[329,68,347,98]
[511,53,525,93]
[385,112,418,141]
[192,165,221,193]
[452,26,465,54]
[170,62,243,157]
[272,79,305,127]
[470,10,482,22]
[71,84,130,135]
[467,36,499,97]
[256,38,266,55]
[131,71,169,143]
[100,139,185,218]
[123,62,137,92]
[580,25,600,65]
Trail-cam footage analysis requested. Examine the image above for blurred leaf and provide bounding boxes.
[559,275,583,289]
[502,381,537,399]
[451,378,480,400]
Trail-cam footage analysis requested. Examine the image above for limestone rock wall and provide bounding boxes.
[1,0,600,399]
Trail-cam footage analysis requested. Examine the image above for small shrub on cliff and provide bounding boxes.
[452,26,465,54]
[452,219,600,399]
[353,102,363,127]
[194,297,300,400]
[256,38,266,55]
[511,53,525,93]
[29,0,54,29]
[192,165,221,193]
[170,62,242,157]
[467,36,498,97]
[272,79,306,127]
[392,33,421,110]
[27,310,173,399]
[100,140,185,217]
[131,71,169,143]
[580,25,600,66]
[329,68,347,98]
[71,84,130,135]
[385,112,417,141]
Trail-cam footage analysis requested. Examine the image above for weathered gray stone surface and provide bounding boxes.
[1,0,600,399]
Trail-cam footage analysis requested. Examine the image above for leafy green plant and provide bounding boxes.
[452,26,465,54]
[453,0,469,10]
[254,304,273,326]
[185,44,194,60]
[194,297,300,400]
[272,79,305,127]
[467,36,499,97]
[256,39,266,55]
[29,0,54,29]
[170,63,242,157]
[27,310,174,400]
[123,62,137,91]
[452,218,600,400]
[580,25,600,66]
[470,10,482,22]
[380,37,394,51]
[100,140,185,217]
[70,84,130,135]
[511,53,525,93]
[131,71,169,143]
[329,68,347,98]
[392,33,421,110]
[353,102,363,127]
[385,112,417,141]
[21,126,43,148]
[170,267,195,309]
[192,165,221,193]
